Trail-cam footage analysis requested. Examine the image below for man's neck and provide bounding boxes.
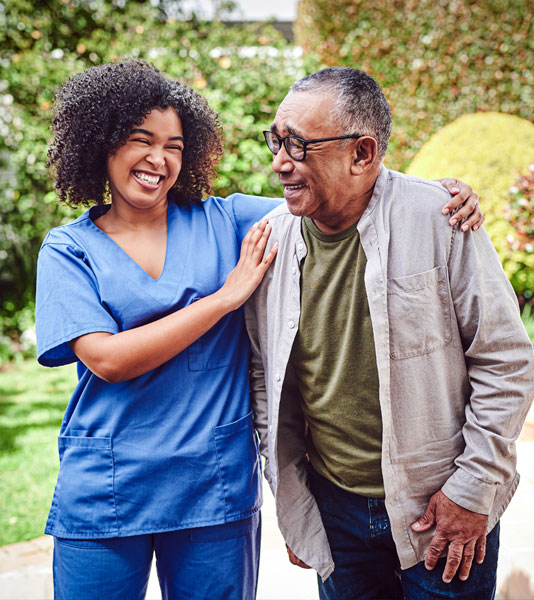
[312,169,380,234]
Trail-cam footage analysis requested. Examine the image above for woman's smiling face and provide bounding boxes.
[106,107,184,211]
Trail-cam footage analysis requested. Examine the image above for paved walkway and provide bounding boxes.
[1,411,533,600]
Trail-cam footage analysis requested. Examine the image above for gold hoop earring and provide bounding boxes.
[104,179,112,203]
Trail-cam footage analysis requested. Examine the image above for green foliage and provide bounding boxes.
[295,0,534,172]
[0,360,77,545]
[406,112,534,295]
[0,1,320,342]
[505,164,534,251]
[521,304,534,343]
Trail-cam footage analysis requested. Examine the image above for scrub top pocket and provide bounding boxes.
[49,436,118,537]
[187,304,239,371]
[213,411,262,519]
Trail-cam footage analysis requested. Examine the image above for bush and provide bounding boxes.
[294,0,534,172]
[406,112,534,295]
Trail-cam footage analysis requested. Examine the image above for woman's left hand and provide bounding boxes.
[438,178,484,232]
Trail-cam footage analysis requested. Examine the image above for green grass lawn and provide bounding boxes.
[0,360,77,546]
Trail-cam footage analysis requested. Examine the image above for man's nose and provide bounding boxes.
[271,144,294,174]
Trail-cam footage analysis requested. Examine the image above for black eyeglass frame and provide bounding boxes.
[263,130,363,162]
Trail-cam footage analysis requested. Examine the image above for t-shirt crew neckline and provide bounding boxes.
[302,216,360,243]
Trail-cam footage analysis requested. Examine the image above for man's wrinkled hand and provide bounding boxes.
[286,544,312,569]
[411,490,488,584]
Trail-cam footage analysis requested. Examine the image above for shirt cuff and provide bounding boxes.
[441,468,497,515]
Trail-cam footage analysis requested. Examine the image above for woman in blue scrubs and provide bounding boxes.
[36,60,279,600]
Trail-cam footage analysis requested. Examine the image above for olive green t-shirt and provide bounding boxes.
[290,217,384,497]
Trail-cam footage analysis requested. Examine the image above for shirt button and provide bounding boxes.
[269,425,272,433]
[297,243,304,251]
[288,320,295,329]
[292,266,297,274]
[275,374,281,381]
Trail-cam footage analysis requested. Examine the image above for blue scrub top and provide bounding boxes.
[35,194,281,539]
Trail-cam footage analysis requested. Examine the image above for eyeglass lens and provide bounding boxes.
[265,131,305,160]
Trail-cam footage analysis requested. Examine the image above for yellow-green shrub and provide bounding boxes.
[407,112,534,295]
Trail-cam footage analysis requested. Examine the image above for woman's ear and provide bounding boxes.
[350,136,378,175]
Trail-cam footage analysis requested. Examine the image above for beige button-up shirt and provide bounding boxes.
[245,166,534,580]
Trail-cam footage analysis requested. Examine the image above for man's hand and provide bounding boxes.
[438,178,484,232]
[286,544,312,569]
[411,490,488,584]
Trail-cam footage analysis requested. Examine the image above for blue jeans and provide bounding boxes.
[309,467,499,600]
[53,512,260,600]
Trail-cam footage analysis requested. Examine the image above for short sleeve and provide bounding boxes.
[220,193,283,244]
[36,237,119,367]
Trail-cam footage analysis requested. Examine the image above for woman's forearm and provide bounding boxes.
[69,290,234,382]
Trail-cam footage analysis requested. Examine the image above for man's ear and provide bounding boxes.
[350,137,378,175]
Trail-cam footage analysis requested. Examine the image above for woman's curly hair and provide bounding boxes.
[47,60,223,206]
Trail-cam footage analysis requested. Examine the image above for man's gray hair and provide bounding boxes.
[290,67,392,159]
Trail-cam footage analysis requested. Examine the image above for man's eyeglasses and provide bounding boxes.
[263,130,363,162]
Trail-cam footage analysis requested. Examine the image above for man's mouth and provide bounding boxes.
[284,183,306,191]
[133,170,164,187]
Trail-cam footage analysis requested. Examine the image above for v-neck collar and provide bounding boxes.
[88,203,172,283]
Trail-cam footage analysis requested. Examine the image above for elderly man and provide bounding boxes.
[246,67,534,599]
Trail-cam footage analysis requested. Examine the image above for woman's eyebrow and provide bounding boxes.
[130,128,184,141]
[130,128,153,136]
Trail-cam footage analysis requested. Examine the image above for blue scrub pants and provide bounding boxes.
[53,512,260,600]
[309,466,499,600]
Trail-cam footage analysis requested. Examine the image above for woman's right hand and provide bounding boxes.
[217,219,278,311]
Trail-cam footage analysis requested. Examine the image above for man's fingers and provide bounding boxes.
[424,533,448,570]
[442,541,464,583]
[295,558,312,569]
[475,535,486,564]
[286,545,312,569]
[457,540,476,581]
[411,498,437,532]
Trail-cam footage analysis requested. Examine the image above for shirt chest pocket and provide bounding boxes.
[387,266,452,360]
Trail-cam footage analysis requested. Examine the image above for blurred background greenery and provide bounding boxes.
[0,0,533,544]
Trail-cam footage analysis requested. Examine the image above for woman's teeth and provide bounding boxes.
[134,171,161,185]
